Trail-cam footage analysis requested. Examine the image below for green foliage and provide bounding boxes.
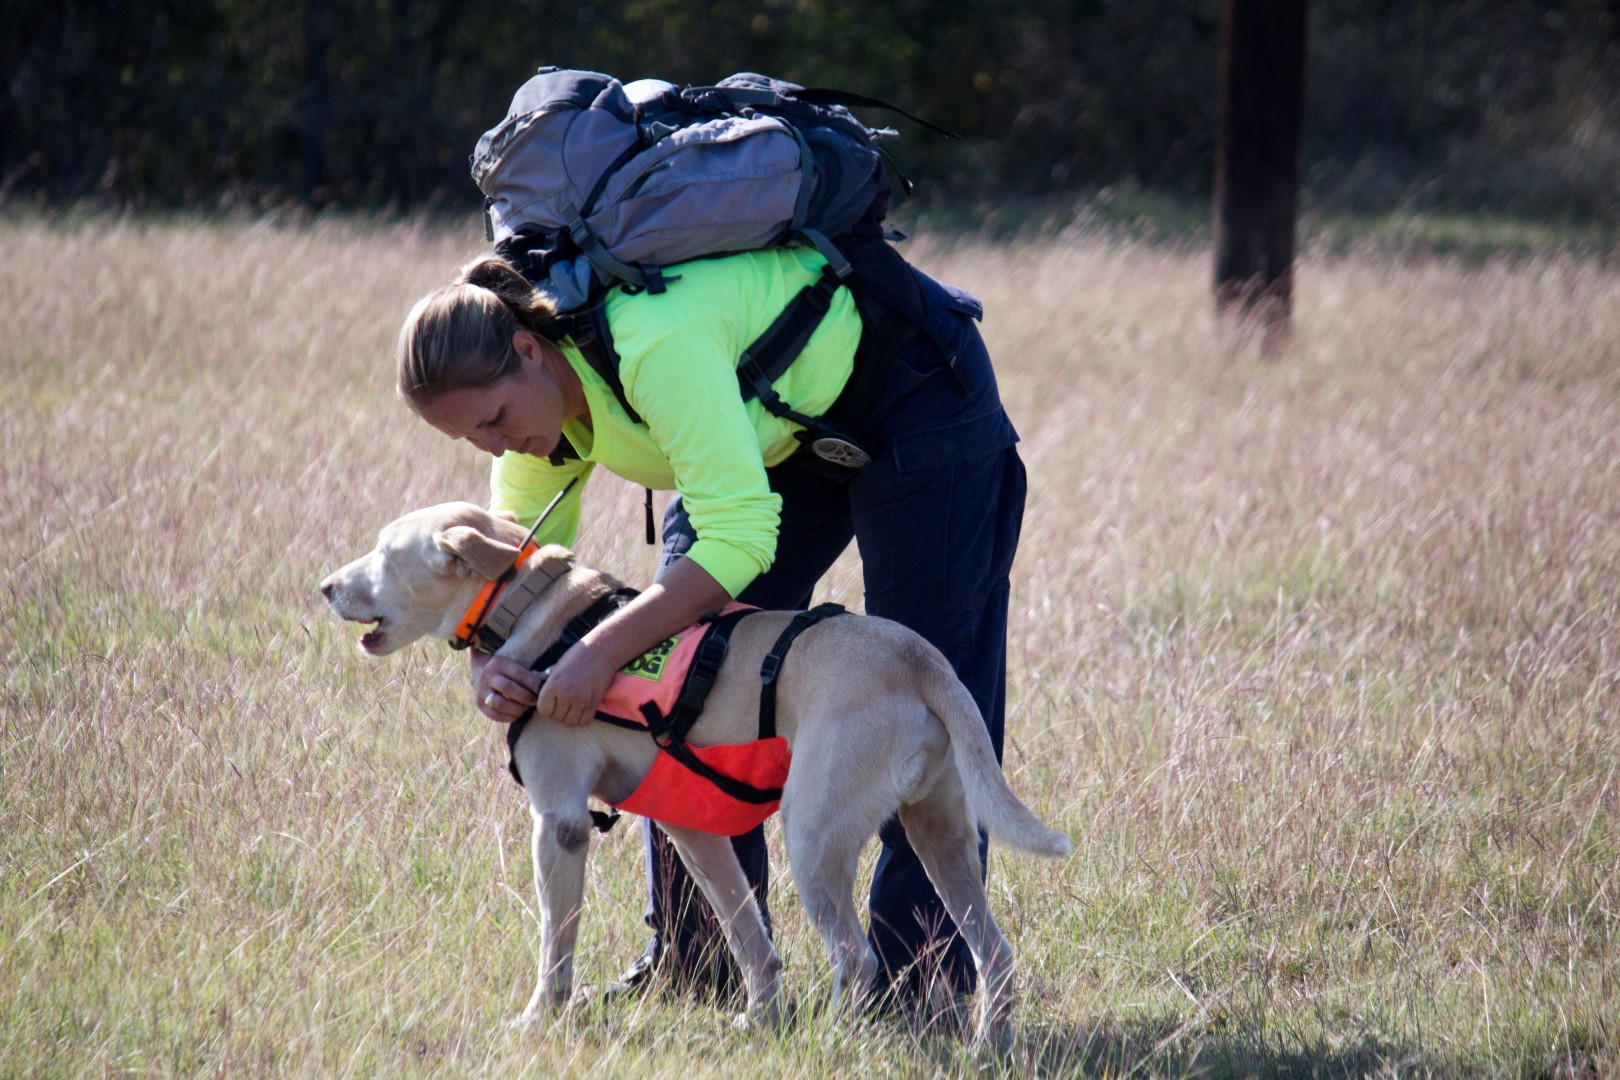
[3,1,1618,217]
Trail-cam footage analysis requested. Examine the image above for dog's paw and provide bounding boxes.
[503,1011,546,1033]
[507,985,573,1031]
[731,1010,781,1039]
[731,994,782,1038]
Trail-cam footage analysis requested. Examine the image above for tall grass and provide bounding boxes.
[2,214,1616,1077]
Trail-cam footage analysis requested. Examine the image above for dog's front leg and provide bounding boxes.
[517,807,592,1021]
[657,823,783,1031]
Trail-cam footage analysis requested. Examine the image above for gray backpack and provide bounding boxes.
[470,68,956,465]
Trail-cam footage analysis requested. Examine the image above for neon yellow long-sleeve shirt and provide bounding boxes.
[489,246,861,597]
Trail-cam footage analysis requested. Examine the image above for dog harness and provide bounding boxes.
[498,590,847,836]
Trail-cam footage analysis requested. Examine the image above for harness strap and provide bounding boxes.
[757,603,847,739]
[526,588,641,674]
[506,587,640,830]
[656,607,754,744]
[505,600,844,826]
[637,700,784,805]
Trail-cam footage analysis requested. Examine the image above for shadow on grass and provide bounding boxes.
[910,1013,1435,1079]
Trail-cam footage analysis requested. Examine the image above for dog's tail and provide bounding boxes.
[913,643,1073,859]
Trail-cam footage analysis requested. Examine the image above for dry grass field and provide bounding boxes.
[2,213,1617,1077]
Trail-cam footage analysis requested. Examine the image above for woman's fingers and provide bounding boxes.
[474,655,541,723]
[534,682,592,727]
[535,646,618,727]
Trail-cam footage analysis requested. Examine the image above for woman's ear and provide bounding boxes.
[511,329,546,365]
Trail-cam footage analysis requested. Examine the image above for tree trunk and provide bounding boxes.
[300,0,331,204]
[1213,0,1308,343]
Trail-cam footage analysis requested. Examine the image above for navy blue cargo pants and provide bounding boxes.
[645,268,1026,999]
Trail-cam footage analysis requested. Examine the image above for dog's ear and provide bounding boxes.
[434,526,521,581]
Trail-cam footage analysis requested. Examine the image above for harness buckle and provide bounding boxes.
[670,632,728,727]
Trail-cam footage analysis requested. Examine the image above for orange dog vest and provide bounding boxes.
[503,598,845,837]
[596,603,790,835]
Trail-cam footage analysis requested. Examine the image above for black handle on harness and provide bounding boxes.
[757,603,847,739]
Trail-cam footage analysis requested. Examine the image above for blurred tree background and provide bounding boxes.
[3,0,1617,222]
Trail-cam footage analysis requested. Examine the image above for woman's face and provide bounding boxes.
[416,331,579,459]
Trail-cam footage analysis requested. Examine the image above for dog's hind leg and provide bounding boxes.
[781,807,877,1022]
[899,770,1016,1052]
[656,823,783,1031]
[517,806,593,1022]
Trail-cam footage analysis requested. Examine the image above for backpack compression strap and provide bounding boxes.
[682,83,961,141]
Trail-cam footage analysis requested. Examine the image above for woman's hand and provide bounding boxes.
[473,557,732,728]
[470,649,543,724]
[533,640,622,728]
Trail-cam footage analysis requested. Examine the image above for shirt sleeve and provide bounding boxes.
[488,451,595,548]
[617,310,781,597]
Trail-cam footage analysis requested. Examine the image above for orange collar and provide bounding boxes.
[449,541,541,651]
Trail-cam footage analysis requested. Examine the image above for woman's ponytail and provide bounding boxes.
[396,256,560,408]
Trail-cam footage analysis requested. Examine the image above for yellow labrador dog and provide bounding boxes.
[320,501,1069,1047]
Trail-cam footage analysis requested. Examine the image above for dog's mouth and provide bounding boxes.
[337,615,386,652]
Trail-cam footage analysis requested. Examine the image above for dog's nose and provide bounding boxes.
[320,579,335,600]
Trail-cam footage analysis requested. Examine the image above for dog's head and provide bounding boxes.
[319,501,575,656]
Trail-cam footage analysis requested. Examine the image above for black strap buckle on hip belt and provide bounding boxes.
[736,264,876,472]
[737,241,971,477]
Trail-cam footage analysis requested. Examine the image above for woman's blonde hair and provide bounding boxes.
[395,256,559,408]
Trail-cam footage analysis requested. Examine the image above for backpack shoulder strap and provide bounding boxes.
[547,300,642,425]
